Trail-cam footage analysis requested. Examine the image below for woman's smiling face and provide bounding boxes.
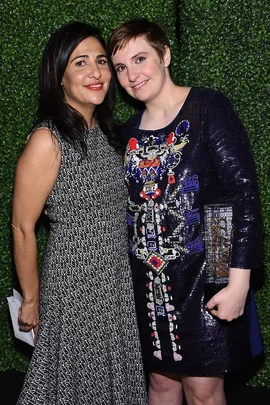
[111,36,170,105]
[61,36,111,118]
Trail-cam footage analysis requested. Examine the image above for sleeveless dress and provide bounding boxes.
[122,87,262,376]
[17,121,147,405]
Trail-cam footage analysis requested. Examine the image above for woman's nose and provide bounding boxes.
[87,64,101,79]
[127,67,139,82]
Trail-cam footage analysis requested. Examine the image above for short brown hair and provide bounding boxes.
[108,18,170,61]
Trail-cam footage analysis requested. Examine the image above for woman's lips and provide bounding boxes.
[84,83,103,91]
[132,80,148,91]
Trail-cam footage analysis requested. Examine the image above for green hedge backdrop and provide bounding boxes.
[1,0,269,387]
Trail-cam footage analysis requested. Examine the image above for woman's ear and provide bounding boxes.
[163,46,171,67]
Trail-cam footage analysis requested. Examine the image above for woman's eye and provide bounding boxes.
[116,65,126,73]
[97,58,108,65]
[75,60,86,67]
[136,56,146,64]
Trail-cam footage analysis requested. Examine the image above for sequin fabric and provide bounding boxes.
[122,87,262,376]
[17,121,147,405]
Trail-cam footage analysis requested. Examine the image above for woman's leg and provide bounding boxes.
[182,375,226,405]
[148,371,184,405]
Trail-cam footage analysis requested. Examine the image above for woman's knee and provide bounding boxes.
[182,376,226,405]
[149,372,183,394]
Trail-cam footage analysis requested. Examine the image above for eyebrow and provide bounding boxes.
[70,54,107,63]
[113,52,148,67]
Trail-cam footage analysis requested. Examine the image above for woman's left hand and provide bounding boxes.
[205,268,251,321]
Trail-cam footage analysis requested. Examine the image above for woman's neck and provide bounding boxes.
[140,86,191,130]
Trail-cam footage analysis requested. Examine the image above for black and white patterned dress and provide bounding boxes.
[17,122,147,405]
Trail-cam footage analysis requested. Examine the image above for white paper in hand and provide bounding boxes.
[7,289,35,347]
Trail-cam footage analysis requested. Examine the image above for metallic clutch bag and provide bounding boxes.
[203,204,233,301]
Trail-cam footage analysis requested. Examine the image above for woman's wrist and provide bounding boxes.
[228,268,251,291]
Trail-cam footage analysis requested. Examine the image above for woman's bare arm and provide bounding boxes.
[11,128,60,335]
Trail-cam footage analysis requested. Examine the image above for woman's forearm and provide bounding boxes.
[12,224,40,304]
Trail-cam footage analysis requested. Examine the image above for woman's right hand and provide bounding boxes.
[18,299,40,342]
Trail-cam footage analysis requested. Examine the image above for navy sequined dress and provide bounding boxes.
[122,87,262,376]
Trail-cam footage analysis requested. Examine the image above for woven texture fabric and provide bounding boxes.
[17,122,147,405]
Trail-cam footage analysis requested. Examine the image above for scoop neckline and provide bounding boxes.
[137,87,194,133]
